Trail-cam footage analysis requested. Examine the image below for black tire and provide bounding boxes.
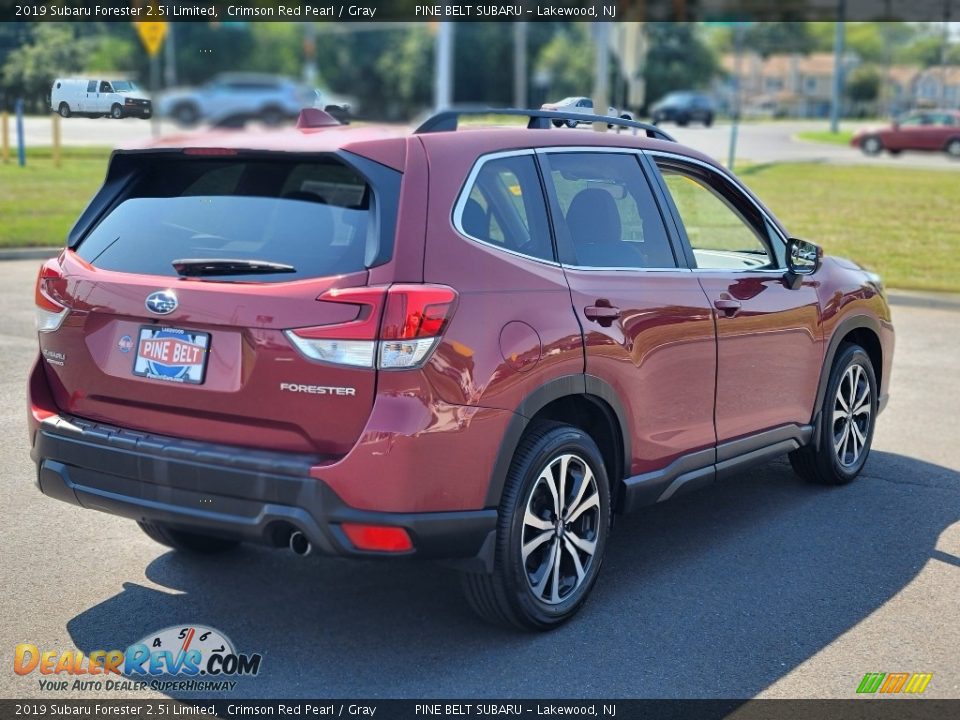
[861,135,883,156]
[945,138,960,159]
[58,102,71,119]
[110,103,123,120]
[461,422,611,631]
[704,113,714,127]
[676,114,690,127]
[173,103,200,126]
[260,106,285,126]
[551,119,563,128]
[789,344,878,486]
[565,118,578,129]
[138,520,239,554]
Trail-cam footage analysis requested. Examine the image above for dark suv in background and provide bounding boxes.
[29,108,893,630]
[650,91,716,126]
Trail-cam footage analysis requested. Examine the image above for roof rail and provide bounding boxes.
[414,107,676,142]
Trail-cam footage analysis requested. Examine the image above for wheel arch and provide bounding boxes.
[811,314,883,446]
[484,375,630,509]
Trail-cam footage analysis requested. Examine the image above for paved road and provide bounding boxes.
[17,115,960,170]
[1,258,958,701]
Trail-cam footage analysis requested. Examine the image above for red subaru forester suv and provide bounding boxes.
[29,108,894,630]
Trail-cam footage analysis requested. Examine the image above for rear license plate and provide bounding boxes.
[132,327,210,385]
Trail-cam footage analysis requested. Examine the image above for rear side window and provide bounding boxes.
[456,154,554,262]
[77,155,388,282]
[546,153,676,269]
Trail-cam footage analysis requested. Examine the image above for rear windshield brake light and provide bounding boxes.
[182,148,239,156]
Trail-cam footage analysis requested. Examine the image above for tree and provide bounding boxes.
[1,24,92,112]
[743,22,816,57]
[534,24,595,101]
[846,66,881,103]
[643,23,718,107]
[376,25,433,118]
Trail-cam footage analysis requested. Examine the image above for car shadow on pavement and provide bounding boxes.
[66,451,960,699]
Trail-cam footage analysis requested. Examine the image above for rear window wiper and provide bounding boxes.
[172,258,297,277]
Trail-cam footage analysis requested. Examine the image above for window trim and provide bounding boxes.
[451,149,561,266]
[535,147,686,272]
[647,150,789,274]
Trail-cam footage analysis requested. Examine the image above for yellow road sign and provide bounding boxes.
[134,21,168,57]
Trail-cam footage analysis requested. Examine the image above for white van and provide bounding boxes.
[51,78,152,119]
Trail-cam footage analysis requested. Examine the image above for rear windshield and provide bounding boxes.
[77,156,383,282]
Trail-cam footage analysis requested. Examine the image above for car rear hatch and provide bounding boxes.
[35,149,403,456]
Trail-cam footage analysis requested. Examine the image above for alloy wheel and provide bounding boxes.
[521,453,600,605]
[833,363,871,467]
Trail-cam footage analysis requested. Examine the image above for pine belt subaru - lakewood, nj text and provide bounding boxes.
[28,108,894,630]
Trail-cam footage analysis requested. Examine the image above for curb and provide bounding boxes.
[0,247,60,261]
[887,290,960,312]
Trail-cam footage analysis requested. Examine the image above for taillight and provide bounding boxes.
[379,284,457,369]
[284,284,458,370]
[34,259,68,333]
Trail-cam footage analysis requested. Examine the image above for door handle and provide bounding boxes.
[584,302,621,327]
[714,297,742,316]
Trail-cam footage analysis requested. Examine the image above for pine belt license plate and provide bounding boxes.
[132,327,211,385]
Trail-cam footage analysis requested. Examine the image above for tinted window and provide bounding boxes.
[658,167,774,270]
[77,156,384,282]
[86,81,97,93]
[458,154,554,262]
[547,153,676,269]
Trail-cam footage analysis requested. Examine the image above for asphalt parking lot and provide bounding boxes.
[1,257,958,700]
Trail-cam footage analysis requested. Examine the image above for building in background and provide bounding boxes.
[915,66,960,109]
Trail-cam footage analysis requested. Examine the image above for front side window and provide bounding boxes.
[657,164,776,271]
[547,153,676,269]
[457,154,553,262]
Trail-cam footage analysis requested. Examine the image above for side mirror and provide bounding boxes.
[784,237,821,289]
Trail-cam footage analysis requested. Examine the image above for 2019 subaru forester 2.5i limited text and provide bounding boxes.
[29,109,893,630]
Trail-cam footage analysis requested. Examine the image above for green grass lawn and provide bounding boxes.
[740,163,959,292]
[0,147,111,248]
[795,130,856,146]
[1,149,957,292]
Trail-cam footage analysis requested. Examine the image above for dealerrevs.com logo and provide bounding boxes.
[14,625,262,693]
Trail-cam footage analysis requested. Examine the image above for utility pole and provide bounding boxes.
[830,1,846,134]
[593,21,610,132]
[513,21,528,109]
[163,22,177,87]
[434,21,454,110]
[727,24,745,170]
[941,2,952,108]
[303,22,317,86]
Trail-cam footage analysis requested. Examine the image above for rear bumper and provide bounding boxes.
[31,414,496,562]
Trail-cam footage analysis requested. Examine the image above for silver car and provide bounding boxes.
[157,73,325,127]
[540,96,633,128]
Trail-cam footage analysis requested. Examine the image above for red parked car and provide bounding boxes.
[851,109,960,157]
[29,108,894,630]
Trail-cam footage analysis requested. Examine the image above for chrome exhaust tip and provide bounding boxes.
[289,530,312,557]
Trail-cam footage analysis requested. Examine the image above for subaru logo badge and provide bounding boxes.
[145,290,178,315]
